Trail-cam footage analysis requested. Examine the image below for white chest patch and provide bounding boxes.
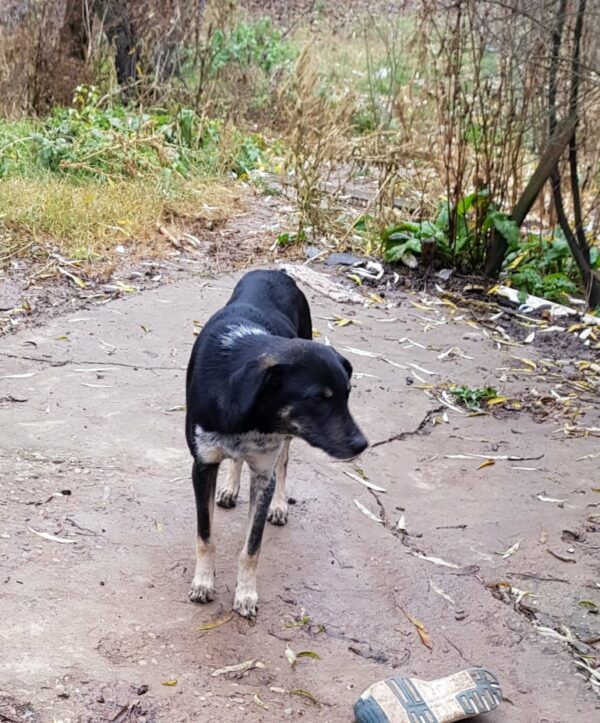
[194,425,283,464]
[220,324,267,348]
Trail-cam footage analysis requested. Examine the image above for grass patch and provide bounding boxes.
[0,175,241,262]
[0,91,267,264]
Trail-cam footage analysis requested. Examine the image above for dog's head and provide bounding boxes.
[229,339,368,459]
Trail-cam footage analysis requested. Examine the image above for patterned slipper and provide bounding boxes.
[354,667,502,722]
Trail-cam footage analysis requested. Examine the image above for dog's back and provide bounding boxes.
[186,270,312,444]
[225,270,312,341]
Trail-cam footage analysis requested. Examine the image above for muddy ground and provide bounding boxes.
[1,252,599,722]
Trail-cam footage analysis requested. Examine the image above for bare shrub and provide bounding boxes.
[279,47,355,238]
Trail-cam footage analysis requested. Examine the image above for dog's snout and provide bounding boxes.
[350,430,368,456]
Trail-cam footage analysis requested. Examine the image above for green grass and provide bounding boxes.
[0,91,269,262]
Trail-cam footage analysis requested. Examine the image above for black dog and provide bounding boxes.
[185,269,367,617]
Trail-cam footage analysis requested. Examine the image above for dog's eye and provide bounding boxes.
[313,388,333,402]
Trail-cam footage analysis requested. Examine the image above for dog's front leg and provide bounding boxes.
[189,460,219,603]
[234,452,278,618]
[268,437,291,525]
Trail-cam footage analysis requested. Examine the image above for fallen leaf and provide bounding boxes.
[399,607,433,649]
[253,693,268,710]
[410,551,460,569]
[155,520,164,534]
[523,331,535,344]
[285,645,297,666]
[546,549,577,564]
[347,273,363,286]
[430,580,455,605]
[161,680,177,686]
[141,324,150,333]
[396,514,406,532]
[194,613,234,631]
[296,651,322,661]
[486,396,509,406]
[536,494,565,503]
[211,659,264,677]
[166,405,186,412]
[116,281,137,293]
[352,499,383,523]
[499,541,520,559]
[290,689,319,705]
[343,470,386,493]
[477,458,495,470]
[58,266,86,288]
[578,600,599,614]
[27,526,76,544]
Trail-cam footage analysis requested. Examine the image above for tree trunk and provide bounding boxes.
[96,0,140,90]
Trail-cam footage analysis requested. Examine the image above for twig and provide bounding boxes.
[371,406,445,448]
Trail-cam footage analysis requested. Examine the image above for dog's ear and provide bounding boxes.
[334,350,353,380]
[229,354,280,421]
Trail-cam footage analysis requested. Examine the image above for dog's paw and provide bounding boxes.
[267,502,288,526]
[233,590,259,619]
[189,579,215,604]
[216,488,238,508]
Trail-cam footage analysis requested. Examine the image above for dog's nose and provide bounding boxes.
[349,431,368,456]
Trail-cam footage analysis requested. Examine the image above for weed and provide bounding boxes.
[502,232,586,303]
[0,89,258,261]
[381,192,519,271]
[450,385,498,411]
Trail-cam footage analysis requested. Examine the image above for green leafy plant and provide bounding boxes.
[503,233,583,303]
[381,192,519,271]
[450,385,498,411]
[209,18,297,76]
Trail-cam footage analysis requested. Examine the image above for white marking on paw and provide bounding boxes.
[190,538,215,603]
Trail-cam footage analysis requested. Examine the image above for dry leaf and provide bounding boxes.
[343,470,386,493]
[290,688,319,705]
[195,613,234,631]
[486,396,508,406]
[211,659,264,677]
[27,526,76,544]
[430,580,455,605]
[285,645,297,666]
[523,331,535,344]
[253,693,268,710]
[399,607,433,649]
[352,499,383,523]
[499,541,520,559]
[161,679,177,686]
[477,458,495,470]
[155,520,164,534]
[536,494,565,503]
[410,551,460,569]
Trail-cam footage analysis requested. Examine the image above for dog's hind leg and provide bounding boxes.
[216,459,242,508]
[189,460,219,603]
[234,450,279,618]
[268,437,291,526]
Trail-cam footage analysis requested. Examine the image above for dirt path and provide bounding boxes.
[1,263,599,722]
